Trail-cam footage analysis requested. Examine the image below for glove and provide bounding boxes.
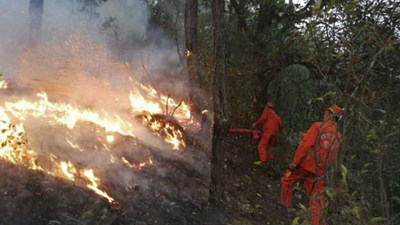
[288,163,297,171]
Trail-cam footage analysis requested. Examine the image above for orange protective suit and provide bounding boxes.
[253,106,282,162]
[281,120,341,225]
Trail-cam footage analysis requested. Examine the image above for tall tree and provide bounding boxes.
[230,0,248,33]
[184,0,202,124]
[29,0,44,45]
[209,0,229,207]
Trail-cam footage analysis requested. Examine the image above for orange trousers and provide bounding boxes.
[281,167,325,225]
[258,132,277,162]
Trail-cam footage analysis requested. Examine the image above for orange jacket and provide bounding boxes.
[293,120,341,176]
[254,107,282,134]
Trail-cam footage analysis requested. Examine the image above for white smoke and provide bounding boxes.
[0,0,209,201]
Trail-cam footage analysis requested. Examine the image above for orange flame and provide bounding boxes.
[122,157,147,170]
[141,113,186,150]
[83,169,115,203]
[0,33,201,208]
[5,93,136,137]
[186,50,192,57]
[60,161,77,181]
[0,106,117,204]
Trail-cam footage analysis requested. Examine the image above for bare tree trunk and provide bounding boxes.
[230,0,248,33]
[209,0,229,208]
[185,0,203,124]
[29,0,44,45]
[289,0,294,11]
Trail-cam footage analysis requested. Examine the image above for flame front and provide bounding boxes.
[84,169,115,203]
[141,113,186,150]
[60,161,77,181]
[129,83,194,127]
[0,106,116,204]
[0,107,42,170]
[0,33,200,208]
[6,93,136,137]
[0,88,192,204]
[6,91,191,150]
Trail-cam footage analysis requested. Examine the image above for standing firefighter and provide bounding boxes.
[252,101,282,164]
[281,104,343,225]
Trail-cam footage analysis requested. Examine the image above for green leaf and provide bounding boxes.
[345,1,358,14]
[370,148,381,154]
[341,164,348,176]
[352,206,361,219]
[298,203,307,211]
[327,0,336,10]
[313,0,323,15]
[341,164,348,190]
[332,51,344,59]
[361,163,372,173]
[391,196,400,204]
[369,217,386,223]
[326,190,336,200]
[363,163,372,168]
[292,217,300,225]
[307,97,324,105]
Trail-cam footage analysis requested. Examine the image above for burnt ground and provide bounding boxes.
[0,132,308,225]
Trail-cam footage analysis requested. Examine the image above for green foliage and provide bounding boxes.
[214,0,400,223]
[340,164,348,191]
[141,0,400,223]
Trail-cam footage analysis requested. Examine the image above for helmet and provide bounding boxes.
[324,104,344,119]
[266,101,275,109]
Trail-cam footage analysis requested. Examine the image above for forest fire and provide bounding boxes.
[0,106,118,206]
[0,21,199,208]
[0,77,196,207]
[5,92,136,137]
[129,82,194,128]
[139,112,186,150]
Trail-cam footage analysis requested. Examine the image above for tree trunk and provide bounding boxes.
[256,1,274,36]
[230,0,248,33]
[29,0,44,45]
[185,0,203,124]
[209,0,229,208]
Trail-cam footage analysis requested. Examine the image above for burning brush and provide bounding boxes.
[137,112,187,151]
[0,89,195,208]
[0,34,199,209]
[0,106,120,208]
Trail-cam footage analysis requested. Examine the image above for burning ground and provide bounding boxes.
[0,28,213,223]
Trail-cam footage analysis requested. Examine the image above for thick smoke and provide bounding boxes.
[0,0,208,203]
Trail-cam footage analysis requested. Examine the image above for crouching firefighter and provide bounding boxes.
[252,101,282,164]
[281,104,343,225]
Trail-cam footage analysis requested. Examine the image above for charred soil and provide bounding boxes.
[0,132,300,225]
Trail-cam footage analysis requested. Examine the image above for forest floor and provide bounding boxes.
[222,133,303,225]
[0,132,308,225]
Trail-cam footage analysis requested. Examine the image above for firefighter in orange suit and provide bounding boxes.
[252,101,282,164]
[281,104,343,225]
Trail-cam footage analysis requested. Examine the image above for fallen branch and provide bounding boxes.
[140,51,162,101]
[171,98,184,117]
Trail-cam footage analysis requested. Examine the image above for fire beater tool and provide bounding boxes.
[228,128,261,143]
